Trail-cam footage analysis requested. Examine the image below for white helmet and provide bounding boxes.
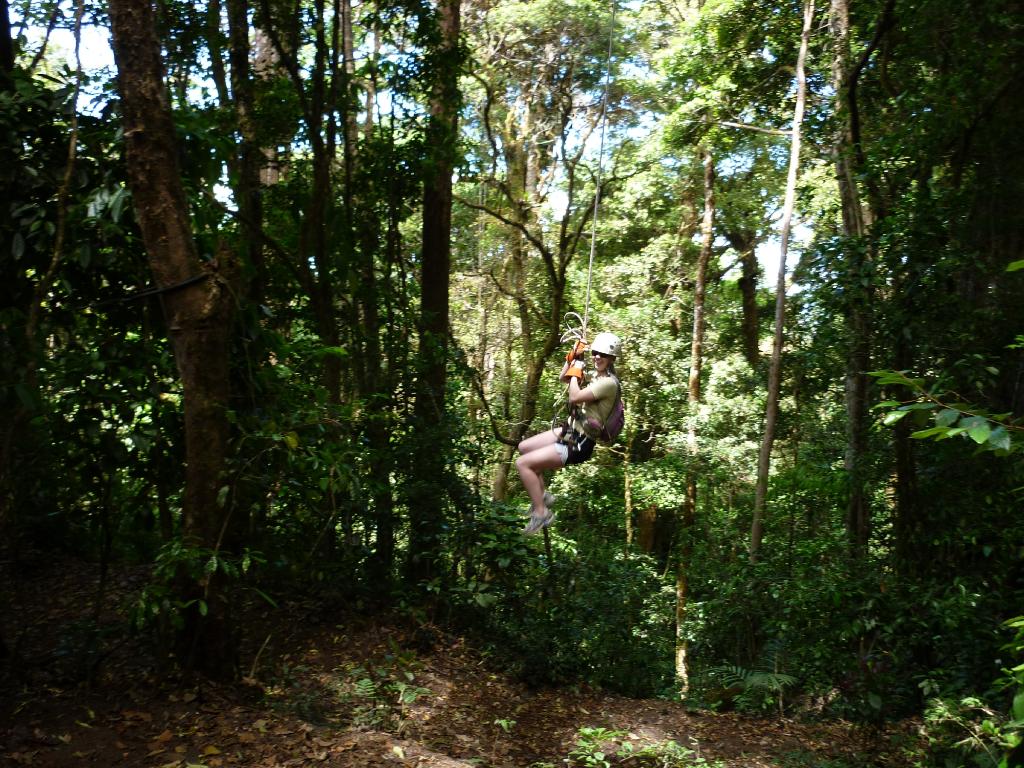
[591,332,621,358]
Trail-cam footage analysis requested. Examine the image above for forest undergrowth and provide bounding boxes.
[1,556,923,768]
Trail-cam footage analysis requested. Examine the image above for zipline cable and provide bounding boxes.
[551,3,618,426]
[580,0,618,341]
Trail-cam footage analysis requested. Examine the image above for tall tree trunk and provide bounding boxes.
[108,0,237,675]
[676,148,715,692]
[830,0,873,555]
[0,0,13,78]
[207,0,230,105]
[737,239,760,367]
[724,227,760,367]
[623,434,634,549]
[226,0,266,304]
[408,0,461,584]
[749,0,814,562]
[891,328,919,572]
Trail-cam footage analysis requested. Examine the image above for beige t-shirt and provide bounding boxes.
[569,374,619,439]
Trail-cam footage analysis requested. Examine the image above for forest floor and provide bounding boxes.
[1,558,925,768]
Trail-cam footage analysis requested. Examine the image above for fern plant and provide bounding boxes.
[707,662,797,714]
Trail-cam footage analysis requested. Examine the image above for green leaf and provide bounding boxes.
[14,383,38,410]
[110,186,127,222]
[869,370,910,386]
[216,485,230,507]
[988,426,1012,452]
[935,408,960,427]
[250,587,278,608]
[962,417,992,444]
[205,555,219,574]
[868,693,882,710]
[883,411,909,425]
[284,431,299,450]
[317,346,348,359]
[1008,259,1024,272]
[1014,691,1024,722]
[911,427,948,439]
[198,599,208,617]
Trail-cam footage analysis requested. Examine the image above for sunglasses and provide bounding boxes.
[592,351,610,359]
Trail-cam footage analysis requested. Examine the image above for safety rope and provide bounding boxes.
[581,0,618,341]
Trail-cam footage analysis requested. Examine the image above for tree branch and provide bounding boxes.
[717,120,793,136]
[456,196,553,261]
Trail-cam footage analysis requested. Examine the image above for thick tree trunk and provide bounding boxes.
[830,0,874,555]
[736,238,760,367]
[0,0,13,77]
[676,148,715,691]
[408,0,461,584]
[892,325,919,571]
[226,0,266,304]
[108,0,237,675]
[623,435,634,549]
[636,505,658,554]
[750,0,814,562]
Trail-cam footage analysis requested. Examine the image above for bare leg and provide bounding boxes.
[518,427,561,457]
[516,429,564,511]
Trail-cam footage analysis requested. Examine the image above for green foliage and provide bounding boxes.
[921,617,1024,767]
[919,693,1020,768]
[9,0,1024,744]
[450,506,675,697]
[566,727,726,768]
[330,649,432,733]
[569,728,626,768]
[871,370,1021,455]
[130,540,269,633]
[706,662,797,714]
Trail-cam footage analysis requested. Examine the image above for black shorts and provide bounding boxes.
[559,426,595,465]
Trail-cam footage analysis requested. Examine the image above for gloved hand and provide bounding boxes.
[566,362,585,381]
[565,339,588,363]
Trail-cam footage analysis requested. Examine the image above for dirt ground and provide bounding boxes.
[1,558,922,767]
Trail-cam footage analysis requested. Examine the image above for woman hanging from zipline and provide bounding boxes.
[516,331,622,535]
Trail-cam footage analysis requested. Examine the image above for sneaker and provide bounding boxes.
[539,509,557,530]
[543,491,557,508]
[523,508,550,535]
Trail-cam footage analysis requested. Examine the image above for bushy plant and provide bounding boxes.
[456,517,676,696]
[566,726,726,767]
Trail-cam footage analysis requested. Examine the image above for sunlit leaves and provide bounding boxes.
[870,370,1021,455]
